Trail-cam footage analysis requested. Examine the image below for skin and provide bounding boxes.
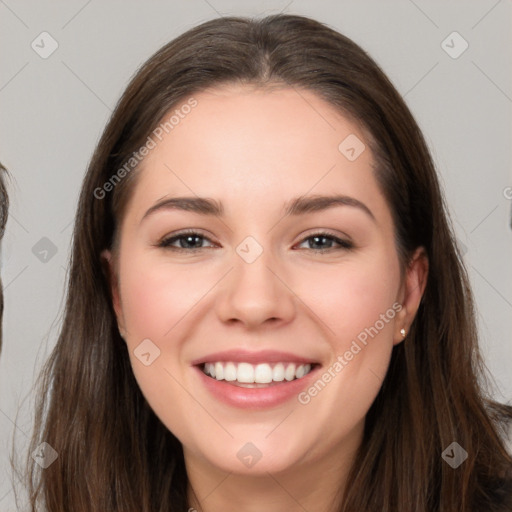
[103,85,428,512]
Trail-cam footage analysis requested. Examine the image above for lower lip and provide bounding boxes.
[194,365,320,409]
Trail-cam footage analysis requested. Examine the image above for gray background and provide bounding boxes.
[1,1,511,509]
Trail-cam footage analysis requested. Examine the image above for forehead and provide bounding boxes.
[125,85,390,224]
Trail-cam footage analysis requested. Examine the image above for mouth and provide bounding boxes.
[191,349,322,408]
[200,361,318,388]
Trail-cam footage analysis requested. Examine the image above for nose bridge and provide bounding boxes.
[215,233,295,327]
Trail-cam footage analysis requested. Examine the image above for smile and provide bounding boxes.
[192,350,321,408]
[202,361,314,387]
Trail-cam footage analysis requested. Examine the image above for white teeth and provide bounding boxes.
[237,363,254,383]
[224,362,237,381]
[206,363,215,378]
[254,363,273,384]
[202,361,314,384]
[272,363,285,382]
[214,362,224,380]
[284,363,296,381]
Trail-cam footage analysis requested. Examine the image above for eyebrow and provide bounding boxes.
[140,194,375,223]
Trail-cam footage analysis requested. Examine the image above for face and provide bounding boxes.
[104,85,427,478]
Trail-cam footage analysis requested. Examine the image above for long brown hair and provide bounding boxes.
[25,14,511,511]
[0,161,9,353]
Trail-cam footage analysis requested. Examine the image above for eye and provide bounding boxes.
[295,231,354,252]
[157,230,216,251]
[157,230,353,253]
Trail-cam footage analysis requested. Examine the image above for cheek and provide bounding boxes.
[119,255,206,341]
[307,254,401,345]
[117,254,207,433]
[119,244,401,354]
[308,252,401,416]
[300,250,401,413]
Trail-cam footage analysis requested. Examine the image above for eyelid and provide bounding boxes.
[156,228,354,252]
[294,230,354,251]
[156,229,217,249]
[295,228,352,245]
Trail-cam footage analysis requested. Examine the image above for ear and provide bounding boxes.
[393,247,429,345]
[101,249,126,338]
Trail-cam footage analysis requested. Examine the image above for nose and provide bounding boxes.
[215,245,296,330]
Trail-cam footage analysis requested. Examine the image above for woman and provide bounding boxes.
[26,14,512,511]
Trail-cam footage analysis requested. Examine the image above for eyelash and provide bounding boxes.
[157,229,354,253]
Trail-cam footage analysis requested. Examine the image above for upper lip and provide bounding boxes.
[191,349,320,366]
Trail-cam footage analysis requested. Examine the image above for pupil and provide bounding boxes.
[312,236,329,249]
[184,235,201,248]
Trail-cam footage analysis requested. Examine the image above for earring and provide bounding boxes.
[400,328,406,338]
